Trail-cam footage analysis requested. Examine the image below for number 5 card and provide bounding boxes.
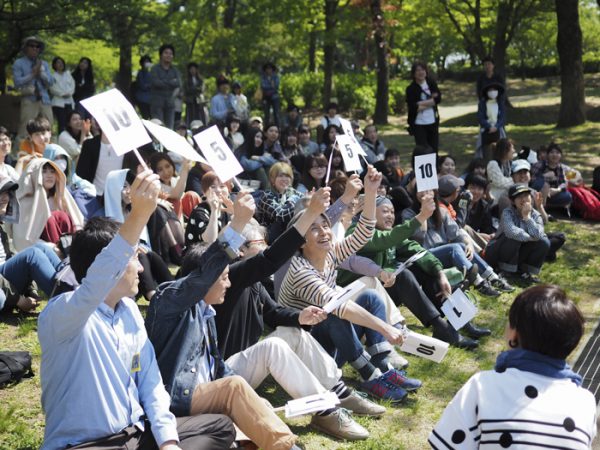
[81,89,151,156]
[414,153,438,192]
[193,125,243,182]
[335,134,363,172]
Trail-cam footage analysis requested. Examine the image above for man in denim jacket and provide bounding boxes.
[146,191,300,450]
[12,36,54,139]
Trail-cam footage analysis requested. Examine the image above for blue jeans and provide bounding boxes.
[532,178,573,208]
[310,289,392,368]
[0,244,62,297]
[429,243,493,278]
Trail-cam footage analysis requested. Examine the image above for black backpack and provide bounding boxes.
[0,351,34,387]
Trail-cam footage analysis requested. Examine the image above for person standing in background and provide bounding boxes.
[150,44,181,129]
[49,56,75,134]
[134,55,153,119]
[261,62,281,127]
[72,57,95,117]
[12,36,55,140]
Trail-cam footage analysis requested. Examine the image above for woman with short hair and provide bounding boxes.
[431,284,596,449]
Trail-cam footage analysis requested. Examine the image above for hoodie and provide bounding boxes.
[14,158,84,251]
[43,144,96,197]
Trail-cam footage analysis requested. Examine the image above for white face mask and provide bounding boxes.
[144,62,152,70]
[55,159,68,173]
[487,89,499,100]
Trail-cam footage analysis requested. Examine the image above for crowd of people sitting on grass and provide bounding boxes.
[1,35,598,449]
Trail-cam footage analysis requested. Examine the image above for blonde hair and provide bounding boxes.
[269,161,294,185]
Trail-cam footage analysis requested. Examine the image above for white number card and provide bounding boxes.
[338,117,367,157]
[193,125,243,182]
[414,153,438,192]
[322,280,365,314]
[441,288,478,331]
[400,330,449,363]
[81,89,151,156]
[335,134,363,172]
[143,120,208,164]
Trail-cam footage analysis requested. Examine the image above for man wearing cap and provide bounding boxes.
[210,76,233,125]
[249,116,263,131]
[12,36,55,139]
[150,44,181,130]
[437,174,514,295]
[485,184,550,284]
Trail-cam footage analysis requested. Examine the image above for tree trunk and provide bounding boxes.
[371,0,388,124]
[0,60,7,94]
[555,0,586,127]
[223,0,237,28]
[492,2,511,80]
[323,0,338,107]
[308,24,317,72]
[116,39,133,100]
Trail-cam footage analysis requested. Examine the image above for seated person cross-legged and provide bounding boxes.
[279,166,421,403]
[430,285,596,449]
[38,170,236,450]
[145,191,301,450]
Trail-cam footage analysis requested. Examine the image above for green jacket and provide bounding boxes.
[337,217,443,286]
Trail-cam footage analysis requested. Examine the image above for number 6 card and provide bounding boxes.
[193,125,243,182]
[81,89,151,156]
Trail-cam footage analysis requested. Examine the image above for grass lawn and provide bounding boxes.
[1,78,600,450]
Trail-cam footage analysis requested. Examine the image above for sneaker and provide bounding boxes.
[475,279,501,297]
[339,391,386,416]
[490,276,515,292]
[361,375,408,403]
[387,349,409,370]
[310,408,369,441]
[380,368,422,392]
[520,272,541,285]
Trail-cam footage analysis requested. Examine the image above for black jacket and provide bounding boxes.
[405,78,442,128]
[75,135,143,185]
[213,226,305,359]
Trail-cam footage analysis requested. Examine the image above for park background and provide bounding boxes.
[1,0,600,449]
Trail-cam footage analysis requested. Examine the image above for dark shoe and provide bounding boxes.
[548,214,557,222]
[490,276,515,293]
[432,319,479,350]
[475,280,501,297]
[520,272,541,285]
[455,334,479,350]
[463,322,491,339]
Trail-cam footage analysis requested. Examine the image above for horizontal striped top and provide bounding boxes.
[279,214,376,316]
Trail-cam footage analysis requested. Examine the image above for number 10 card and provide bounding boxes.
[81,89,151,156]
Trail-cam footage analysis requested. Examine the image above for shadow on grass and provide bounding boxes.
[442,103,600,129]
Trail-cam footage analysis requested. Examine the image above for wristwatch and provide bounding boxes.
[217,234,239,260]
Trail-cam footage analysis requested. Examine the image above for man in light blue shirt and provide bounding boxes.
[209,76,233,124]
[38,170,235,450]
[12,36,54,139]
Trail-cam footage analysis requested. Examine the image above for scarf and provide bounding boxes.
[495,348,582,386]
[486,99,499,126]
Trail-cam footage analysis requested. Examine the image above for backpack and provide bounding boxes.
[568,186,600,221]
[0,351,34,387]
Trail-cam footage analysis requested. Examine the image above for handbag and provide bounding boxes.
[0,351,34,387]
[253,85,263,102]
[482,129,500,146]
